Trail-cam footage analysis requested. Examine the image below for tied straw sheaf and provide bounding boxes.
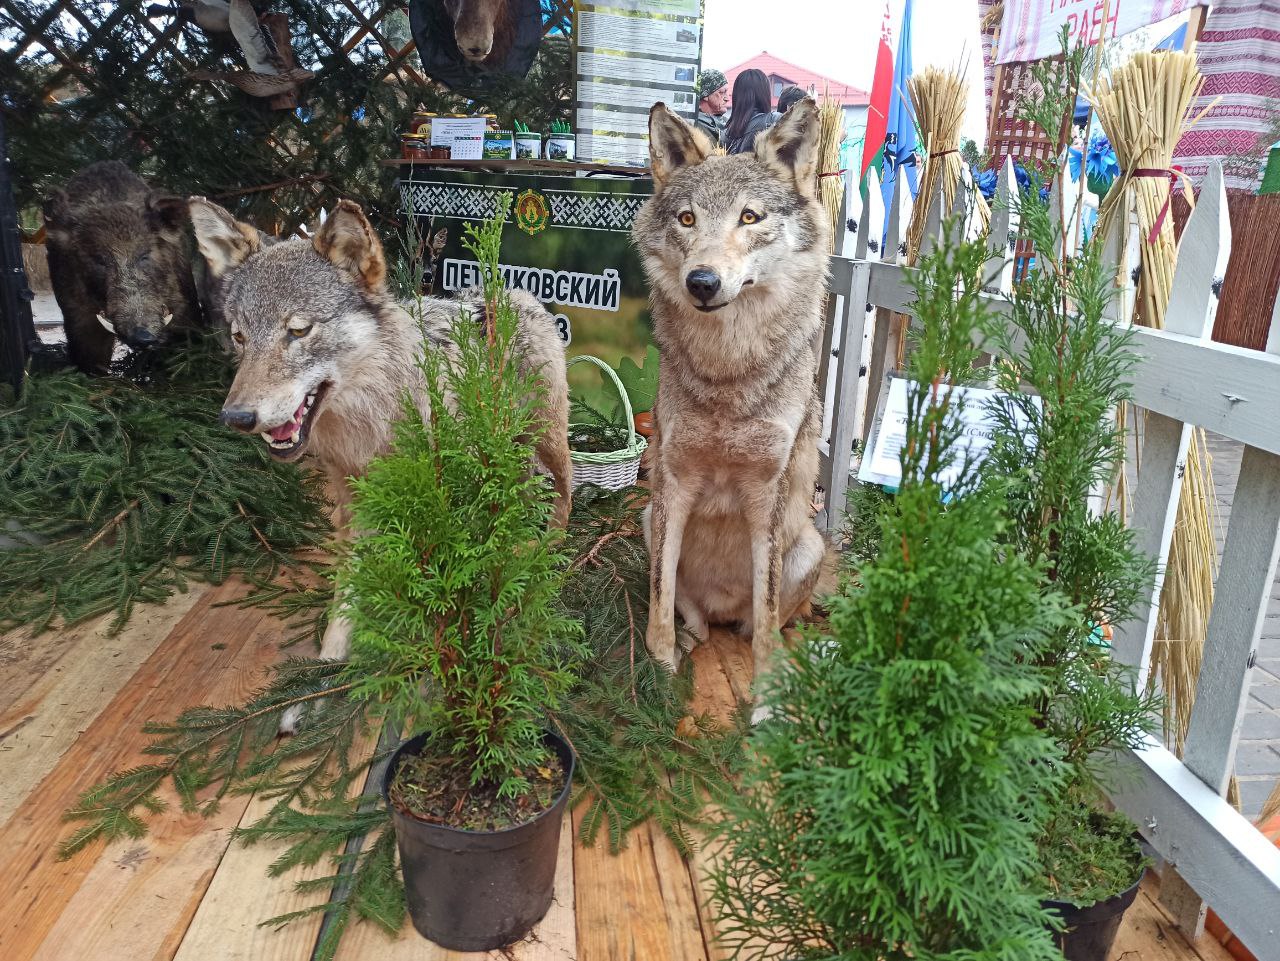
[905,64,991,266]
[1091,48,1235,803]
[817,93,846,252]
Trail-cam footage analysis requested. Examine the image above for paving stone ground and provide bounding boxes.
[1204,432,1280,820]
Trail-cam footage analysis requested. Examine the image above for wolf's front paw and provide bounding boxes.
[278,702,311,736]
[645,623,681,672]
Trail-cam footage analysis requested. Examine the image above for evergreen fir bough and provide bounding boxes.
[0,334,331,633]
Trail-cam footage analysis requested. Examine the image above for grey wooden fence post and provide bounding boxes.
[862,173,913,441]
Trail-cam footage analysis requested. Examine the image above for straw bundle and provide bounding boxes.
[1261,780,1280,824]
[1149,435,1219,755]
[1093,49,1222,774]
[1093,50,1204,325]
[816,93,845,252]
[905,66,970,263]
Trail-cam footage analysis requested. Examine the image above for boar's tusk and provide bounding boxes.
[97,313,115,334]
[162,312,174,326]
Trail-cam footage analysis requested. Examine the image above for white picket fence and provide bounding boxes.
[816,159,1280,956]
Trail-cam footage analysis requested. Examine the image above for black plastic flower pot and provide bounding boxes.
[1043,873,1142,961]
[382,729,575,952]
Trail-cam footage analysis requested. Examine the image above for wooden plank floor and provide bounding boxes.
[0,584,1242,961]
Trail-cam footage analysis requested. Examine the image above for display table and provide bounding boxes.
[391,160,656,385]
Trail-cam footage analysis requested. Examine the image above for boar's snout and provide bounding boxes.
[121,326,159,348]
[107,301,177,350]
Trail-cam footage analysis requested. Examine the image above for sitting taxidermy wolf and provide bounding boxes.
[187,198,573,729]
[633,98,827,710]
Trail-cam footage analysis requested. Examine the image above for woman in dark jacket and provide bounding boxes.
[724,68,777,155]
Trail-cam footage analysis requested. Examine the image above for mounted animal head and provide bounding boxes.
[632,98,827,316]
[442,0,511,63]
[189,196,391,463]
[44,187,201,349]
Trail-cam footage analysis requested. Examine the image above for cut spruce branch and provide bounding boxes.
[0,333,332,635]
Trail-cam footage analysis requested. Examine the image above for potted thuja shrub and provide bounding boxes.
[708,232,1074,961]
[341,207,584,950]
[984,185,1159,960]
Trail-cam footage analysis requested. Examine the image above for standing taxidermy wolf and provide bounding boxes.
[633,99,827,709]
[187,198,573,729]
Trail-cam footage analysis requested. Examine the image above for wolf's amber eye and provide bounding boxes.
[232,331,245,346]
[288,323,314,339]
[678,211,696,227]
[740,209,762,225]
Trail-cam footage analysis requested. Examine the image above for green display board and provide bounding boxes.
[399,167,654,401]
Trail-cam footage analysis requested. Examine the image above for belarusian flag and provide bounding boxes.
[860,2,894,182]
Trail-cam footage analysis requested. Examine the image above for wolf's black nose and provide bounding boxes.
[220,407,258,432]
[685,269,722,303]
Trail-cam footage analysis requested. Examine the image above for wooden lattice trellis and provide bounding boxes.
[0,1,573,236]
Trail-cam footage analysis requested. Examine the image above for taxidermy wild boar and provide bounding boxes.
[44,161,214,373]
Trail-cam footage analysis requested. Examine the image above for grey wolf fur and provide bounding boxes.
[188,197,572,729]
[633,99,828,707]
[44,161,213,373]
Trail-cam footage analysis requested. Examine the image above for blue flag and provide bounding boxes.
[880,0,918,217]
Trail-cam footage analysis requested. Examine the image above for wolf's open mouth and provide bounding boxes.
[260,383,329,460]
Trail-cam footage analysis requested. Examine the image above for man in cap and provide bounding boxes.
[695,69,729,147]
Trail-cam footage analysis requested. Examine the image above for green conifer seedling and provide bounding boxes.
[985,169,1158,906]
[709,227,1068,961]
[341,194,584,801]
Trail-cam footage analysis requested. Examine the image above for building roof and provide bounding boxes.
[723,52,869,108]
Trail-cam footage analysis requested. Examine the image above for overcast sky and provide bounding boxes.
[702,0,989,143]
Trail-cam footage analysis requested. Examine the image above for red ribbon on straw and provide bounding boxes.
[818,169,848,179]
[1131,166,1186,244]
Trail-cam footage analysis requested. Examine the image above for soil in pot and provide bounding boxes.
[384,730,575,951]
[1040,811,1147,961]
[389,746,566,831]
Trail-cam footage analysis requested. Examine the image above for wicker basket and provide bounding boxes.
[567,355,648,491]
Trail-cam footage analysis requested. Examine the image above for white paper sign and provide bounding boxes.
[996,0,1206,65]
[858,378,1041,489]
[430,117,486,160]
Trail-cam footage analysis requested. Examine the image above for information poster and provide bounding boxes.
[858,378,1040,489]
[399,168,655,404]
[574,1,703,167]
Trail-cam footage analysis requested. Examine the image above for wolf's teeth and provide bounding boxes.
[261,431,274,443]
[290,428,301,443]
[162,312,173,326]
[97,313,115,334]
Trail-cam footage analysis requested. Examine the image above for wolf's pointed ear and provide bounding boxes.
[188,197,261,278]
[312,199,386,290]
[648,103,712,189]
[756,97,821,199]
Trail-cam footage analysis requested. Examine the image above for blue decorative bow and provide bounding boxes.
[1085,133,1120,185]
[1069,146,1084,182]
[972,166,998,200]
